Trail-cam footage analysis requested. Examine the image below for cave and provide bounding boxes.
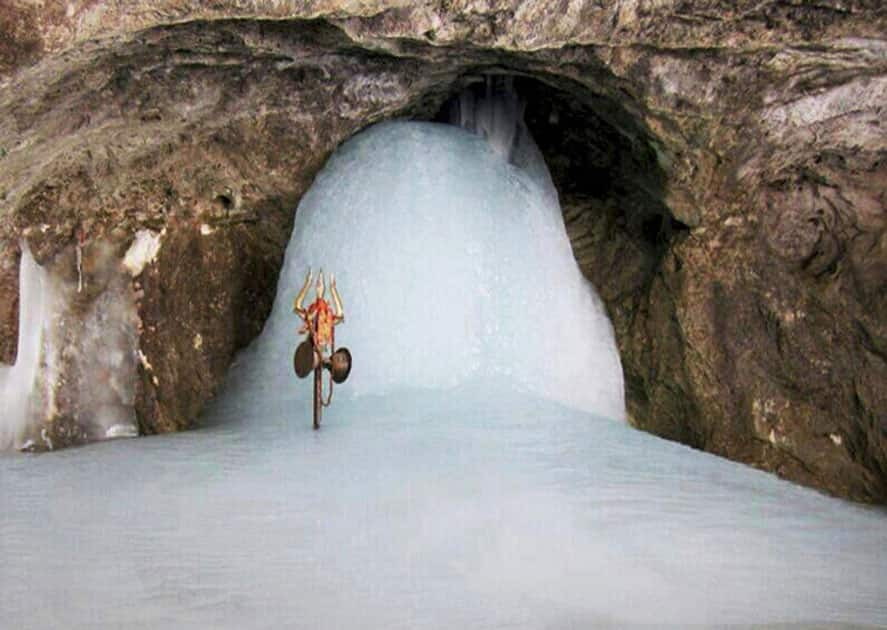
[1,4,886,626]
[0,11,884,502]
[2,52,693,450]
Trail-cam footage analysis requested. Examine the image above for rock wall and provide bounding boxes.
[0,1,884,501]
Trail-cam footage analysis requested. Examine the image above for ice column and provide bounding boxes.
[0,244,48,449]
[249,98,624,419]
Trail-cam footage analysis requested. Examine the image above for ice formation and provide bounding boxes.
[448,76,526,162]
[122,229,163,277]
[0,241,139,450]
[250,113,624,419]
[0,245,48,449]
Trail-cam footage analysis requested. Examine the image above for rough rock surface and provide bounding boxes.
[0,1,884,502]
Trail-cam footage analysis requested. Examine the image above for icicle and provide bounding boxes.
[451,76,525,163]
[0,243,48,449]
[76,242,83,293]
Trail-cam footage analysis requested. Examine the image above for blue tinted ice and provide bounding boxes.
[249,121,624,419]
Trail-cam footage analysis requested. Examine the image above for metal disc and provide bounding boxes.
[330,347,352,384]
[294,339,316,378]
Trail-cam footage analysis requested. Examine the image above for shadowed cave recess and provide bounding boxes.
[0,9,884,503]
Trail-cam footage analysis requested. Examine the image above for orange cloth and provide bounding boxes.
[307,297,334,348]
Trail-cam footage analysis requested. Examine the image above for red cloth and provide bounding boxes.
[307,297,334,348]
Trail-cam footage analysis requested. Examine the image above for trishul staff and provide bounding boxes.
[293,269,350,429]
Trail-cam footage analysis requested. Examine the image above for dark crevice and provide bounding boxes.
[425,71,682,276]
[215,194,233,211]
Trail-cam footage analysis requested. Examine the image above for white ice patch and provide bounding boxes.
[123,229,162,277]
[105,423,139,439]
[0,244,48,449]
[249,111,624,419]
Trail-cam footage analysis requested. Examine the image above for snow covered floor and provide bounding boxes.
[1,384,885,629]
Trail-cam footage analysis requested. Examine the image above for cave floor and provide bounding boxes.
[1,385,885,629]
